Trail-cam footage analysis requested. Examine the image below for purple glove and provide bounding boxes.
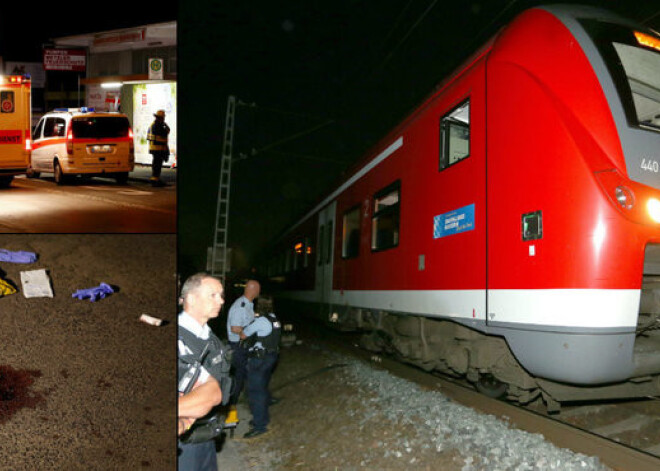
[0,249,37,263]
[72,282,114,302]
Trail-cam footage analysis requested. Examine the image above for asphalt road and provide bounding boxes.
[0,234,177,469]
[0,173,176,233]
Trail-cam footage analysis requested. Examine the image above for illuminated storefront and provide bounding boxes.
[52,22,176,166]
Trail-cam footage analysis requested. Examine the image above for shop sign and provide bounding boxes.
[43,49,86,72]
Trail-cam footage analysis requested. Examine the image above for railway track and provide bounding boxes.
[309,324,660,471]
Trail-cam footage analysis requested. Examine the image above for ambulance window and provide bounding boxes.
[43,118,66,138]
[72,117,130,138]
[439,99,470,170]
[33,119,45,140]
[342,206,360,259]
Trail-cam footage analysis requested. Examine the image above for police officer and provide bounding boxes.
[240,311,281,439]
[178,273,231,471]
[147,109,170,187]
[226,280,260,410]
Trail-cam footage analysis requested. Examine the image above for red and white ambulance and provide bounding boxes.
[29,108,134,185]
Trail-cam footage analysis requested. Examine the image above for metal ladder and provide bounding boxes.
[210,95,236,281]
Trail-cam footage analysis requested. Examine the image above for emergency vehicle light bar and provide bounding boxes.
[0,75,30,84]
[53,107,96,113]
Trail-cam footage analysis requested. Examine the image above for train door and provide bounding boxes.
[420,59,487,324]
[315,202,336,314]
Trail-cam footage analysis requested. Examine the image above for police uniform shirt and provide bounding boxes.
[227,295,255,342]
[242,316,272,350]
[178,311,211,384]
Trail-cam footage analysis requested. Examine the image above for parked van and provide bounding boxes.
[29,108,134,184]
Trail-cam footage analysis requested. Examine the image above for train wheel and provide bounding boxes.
[475,374,507,398]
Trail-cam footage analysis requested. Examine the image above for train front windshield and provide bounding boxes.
[613,38,660,131]
[583,20,660,133]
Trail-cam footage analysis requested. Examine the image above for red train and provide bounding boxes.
[261,5,660,409]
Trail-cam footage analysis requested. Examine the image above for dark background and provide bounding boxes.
[0,4,177,61]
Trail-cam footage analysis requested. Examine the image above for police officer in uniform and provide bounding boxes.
[146,109,170,187]
[240,311,281,438]
[226,280,260,410]
[178,273,232,471]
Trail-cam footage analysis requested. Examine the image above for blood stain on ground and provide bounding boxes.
[0,365,45,423]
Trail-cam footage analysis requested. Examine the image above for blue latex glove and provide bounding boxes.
[72,282,114,302]
[0,249,37,263]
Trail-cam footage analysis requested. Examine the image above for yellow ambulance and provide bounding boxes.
[29,108,134,184]
[0,75,31,188]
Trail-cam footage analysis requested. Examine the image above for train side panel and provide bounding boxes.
[329,59,488,321]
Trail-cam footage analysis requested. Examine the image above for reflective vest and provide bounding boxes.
[147,120,170,153]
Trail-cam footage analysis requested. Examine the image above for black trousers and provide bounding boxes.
[150,152,168,178]
[178,440,217,471]
[247,352,278,431]
[229,341,248,405]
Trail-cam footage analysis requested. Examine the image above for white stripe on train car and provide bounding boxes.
[280,288,640,329]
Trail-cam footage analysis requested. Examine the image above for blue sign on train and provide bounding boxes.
[433,204,475,239]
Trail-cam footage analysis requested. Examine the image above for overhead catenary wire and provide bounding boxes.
[248,119,335,157]
[367,0,440,78]
[237,99,329,122]
[246,149,350,165]
[641,9,660,26]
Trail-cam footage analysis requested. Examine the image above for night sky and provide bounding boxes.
[178,0,660,279]
[0,4,177,61]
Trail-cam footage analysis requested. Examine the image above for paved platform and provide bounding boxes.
[129,164,177,185]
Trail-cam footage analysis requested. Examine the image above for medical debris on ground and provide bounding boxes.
[0,248,115,302]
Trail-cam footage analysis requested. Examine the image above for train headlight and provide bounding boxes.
[647,198,660,223]
[615,186,634,209]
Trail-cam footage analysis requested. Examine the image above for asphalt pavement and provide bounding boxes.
[129,164,177,185]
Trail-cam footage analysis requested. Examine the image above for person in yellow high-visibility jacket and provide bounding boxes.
[147,109,170,187]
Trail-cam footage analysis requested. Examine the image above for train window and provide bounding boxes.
[318,224,325,266]
[613,41,660,131]
[372,181,400,251]
[582,21,660,132]
[285,249,292,273]
[342,207,360,259]
[304,237,311,268]
[326,220,333,264]
[439,99,470,170]
[293,241,304,270]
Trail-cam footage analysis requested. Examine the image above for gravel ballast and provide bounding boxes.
[219,340,610,470]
